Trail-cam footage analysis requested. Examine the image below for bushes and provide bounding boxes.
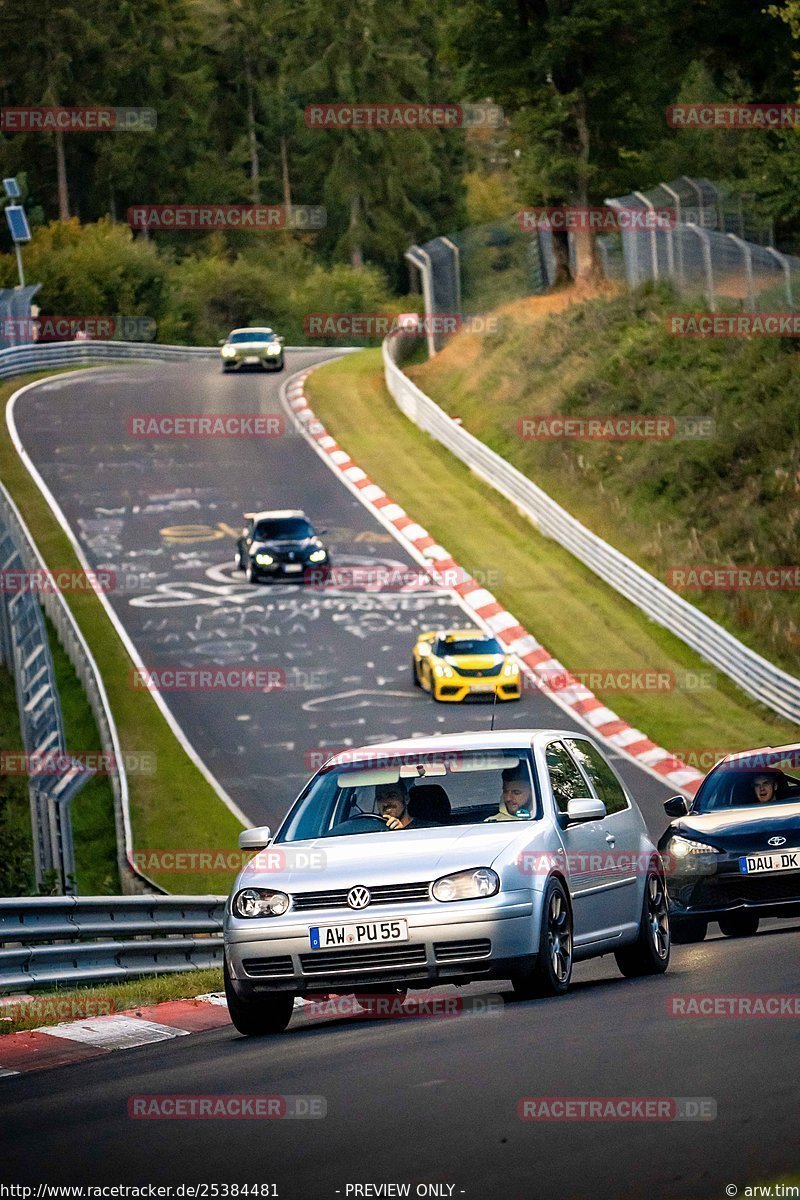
[0,220,412,347]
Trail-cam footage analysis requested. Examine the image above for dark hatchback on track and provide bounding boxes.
[235,509,331,583]
[658,743,800,942]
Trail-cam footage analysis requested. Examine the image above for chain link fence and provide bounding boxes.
[0,286,40,350]
[604,177,798,311]
[406,216,548,352]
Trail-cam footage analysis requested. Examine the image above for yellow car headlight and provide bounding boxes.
[502,660,518,676]
[433,663,454,678]
[221,345,237,358]
[308,549,327,563]
[255,553,274,565]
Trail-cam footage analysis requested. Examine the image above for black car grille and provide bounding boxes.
[291,882,431,911]
[242,955,294,978]
[434,939,492,962]
[682,872,800,909]
[453,664,503,678]
[300,944,428,975]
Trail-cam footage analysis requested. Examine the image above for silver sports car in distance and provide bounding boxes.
[224,729,670,1034]
[220,327,284,372]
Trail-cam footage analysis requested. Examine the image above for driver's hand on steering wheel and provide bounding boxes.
[382,815,404,830]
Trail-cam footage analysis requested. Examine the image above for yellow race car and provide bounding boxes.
[412,627,521,702]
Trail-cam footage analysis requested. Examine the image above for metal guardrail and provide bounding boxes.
[0,482,160,896]
[382,336,800,724]
[0,895,226,991]
[0,339,217,380]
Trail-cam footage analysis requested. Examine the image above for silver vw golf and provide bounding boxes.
[224,729,670,1034]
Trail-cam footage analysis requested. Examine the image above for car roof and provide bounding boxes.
[244,509,307,521]
[228,327,274,335]
[326,729,592,765]
[437,628,491,640]
[713,742,800,772]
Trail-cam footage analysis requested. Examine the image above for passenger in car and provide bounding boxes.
[485,765,533,822]
[751,773,780,804]
[374,781,412,829]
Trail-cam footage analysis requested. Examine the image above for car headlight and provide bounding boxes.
[502,660,518,676]
[221,346,237,358]
[255,553,274,565]
[232,888,290,918]
[433,663,454,678]
[308,548,327,563]
[266,344,282,355]
[668,836,721,857]
[432,867,499,902]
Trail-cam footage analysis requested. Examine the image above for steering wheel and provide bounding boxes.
[327,813,389,836]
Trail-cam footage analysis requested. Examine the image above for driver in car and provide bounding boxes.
[485,765,533,822]
[752,773,780,804]
[374,781,411,830]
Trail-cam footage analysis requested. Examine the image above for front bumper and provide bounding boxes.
[433,677,521,703]
[667,856,800,920]
[222,354,284,370]
[249,559,326,580]
[225,893,536,997]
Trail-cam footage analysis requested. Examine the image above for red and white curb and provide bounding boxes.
[0,994,233,1076]
[283,369,704,797]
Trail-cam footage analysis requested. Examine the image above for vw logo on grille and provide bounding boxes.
[347,886,371,909]
[767,836,787,847]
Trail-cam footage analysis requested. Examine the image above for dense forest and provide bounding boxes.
[2,0,800,324]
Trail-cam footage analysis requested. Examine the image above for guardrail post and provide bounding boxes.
[727,234,756,311]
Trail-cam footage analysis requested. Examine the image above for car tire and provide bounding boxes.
[224,960,293,1036]
[412,658,421,687]
[670,917,708,944]
[512,877,573,999]
[614,868,671,977]
[718,912,760,938]
[246,561,261,585]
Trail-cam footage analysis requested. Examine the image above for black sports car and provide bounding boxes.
[658,743,800,942]
[235,509,330,583]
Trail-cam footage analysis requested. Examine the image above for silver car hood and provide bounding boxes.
[239,823,539,891]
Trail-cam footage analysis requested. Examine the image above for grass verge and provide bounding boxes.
[1,372,244,893]
[408,283,800,678]
[0,968,224,1034]
[306,350,797,759]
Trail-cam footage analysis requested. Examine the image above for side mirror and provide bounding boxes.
[218,338,226,346]
[238,826,271,851]
[566,797,607,823]
[317,527,328,535]
[277,335,285,344]
[664,795,689,817]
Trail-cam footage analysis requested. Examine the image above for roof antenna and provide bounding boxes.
[490,686,499,732]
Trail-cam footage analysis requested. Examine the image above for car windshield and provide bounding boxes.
[253,518,313,540]
[435,637,504,656]
[275,749,541,842]
[693,760,800,812]
[229,331,275,343]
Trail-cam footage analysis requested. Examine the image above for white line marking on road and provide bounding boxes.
[38,1015,190,1048]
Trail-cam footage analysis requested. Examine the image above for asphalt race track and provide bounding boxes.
[4,355,799,1198]
[12,353,677,831]
[1,921,799,1196]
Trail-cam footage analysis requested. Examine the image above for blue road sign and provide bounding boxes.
[3,178,21,199]
[5,205,31,243]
